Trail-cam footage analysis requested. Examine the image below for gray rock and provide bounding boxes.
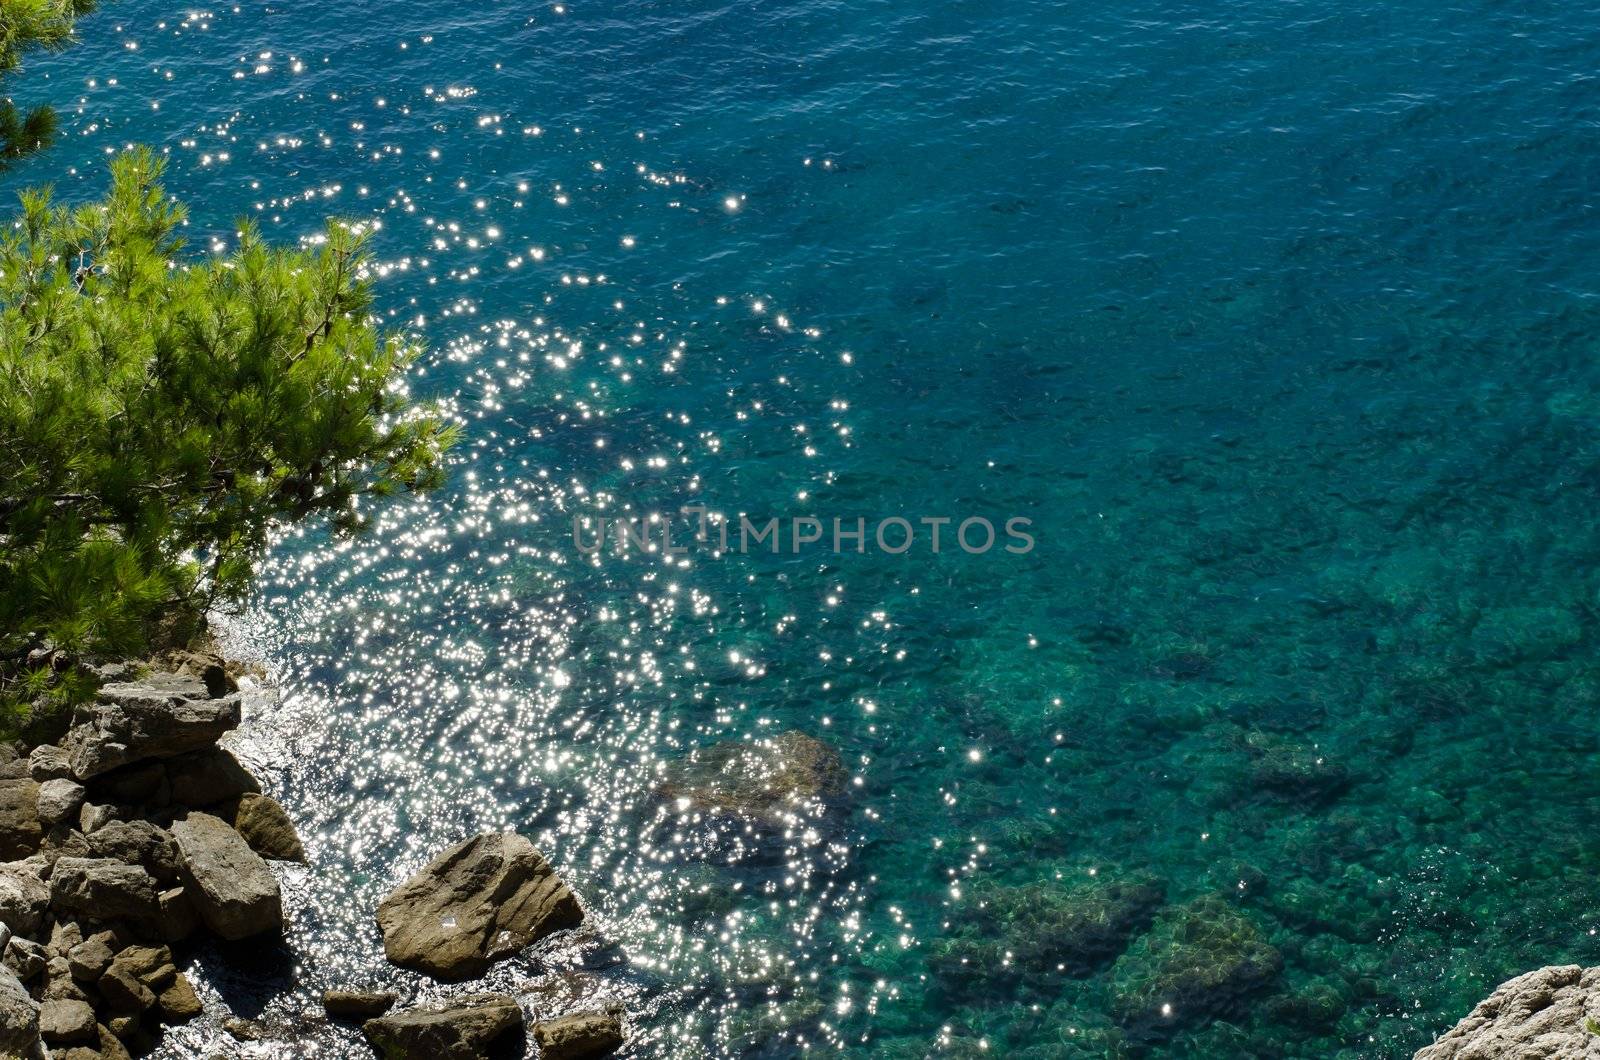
[157,972,201,1022]
[233,793,304,861]
[0,776,42,860]
[66,933,115,982]
[97,944,174,1014]
[531,1011,626,1059]
[165,747,258,808]
[0,861,50,935]
[64,677,240,780]
[3,937,45,982]
[77,802,123,834]
[0,965,38,1057]
[27,745,72,782]
[38,997,95,1044]
[84,820,180,882]
[323,988,398,1021]
[36,779,85,828]
[376,833,582,981]
[1413,965,1600,1059]
[170,813,282,940]
[49,858,163,926]
[361,993,523,1060]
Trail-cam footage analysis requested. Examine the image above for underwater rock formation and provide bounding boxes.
[1413,965,1600,1059]
[931,868,1165,988]
[1110,895,1283,1036]
[657,730,848,826]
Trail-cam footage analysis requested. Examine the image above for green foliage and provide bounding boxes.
[0,149,457,717]
[0,0,99,163]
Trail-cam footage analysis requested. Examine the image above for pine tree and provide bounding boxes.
[0,0,99,163]
[0,7,456,728]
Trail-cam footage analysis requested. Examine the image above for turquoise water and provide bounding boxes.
[10,0,1600,1056]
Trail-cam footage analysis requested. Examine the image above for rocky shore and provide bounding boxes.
[1413,965,1600,1059]
[0,653,627,1059]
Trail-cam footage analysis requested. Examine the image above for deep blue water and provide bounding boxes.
[9,0,1600,1056]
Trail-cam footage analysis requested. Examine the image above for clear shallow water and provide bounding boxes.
[10,0,1600,1056]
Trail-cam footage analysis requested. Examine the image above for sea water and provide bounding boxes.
[8,0,1600,1056]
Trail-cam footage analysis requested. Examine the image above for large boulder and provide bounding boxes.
[362,994,523,1060]
[64,676,240,780]
[531,1011,625,1059]
[0,965,38,1056]
[169,813,282,940]
[1413,965,1600,1059]
[658,731,848,826]
[376,833,582,981]
[49,858,163,926]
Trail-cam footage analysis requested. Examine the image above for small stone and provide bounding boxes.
[36,778,86,828]
[27,745,73,782]
[224,1015,265,1041]
[3,936,46,981]
[46,919,82,957]
[158,973,202,1022]
[42,956,91,1003]
[531,1011,626,1059]
[234,793,305,861]
[77,802,121,834]
[323,988,398,1021]
[67,933,115,982]
[38,998,96,1043]
[97,945,174,1014]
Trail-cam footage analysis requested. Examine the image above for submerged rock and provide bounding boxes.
[170,812,282,940]
[530,1010,625,1059]
[658,731,848,825]
[376,833,582,981]
[932,869,1164,987]
[1413,965,1600,1059]
[362,993,523,1060]
[64,677,240,780]
[1110,895,1283,1035]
